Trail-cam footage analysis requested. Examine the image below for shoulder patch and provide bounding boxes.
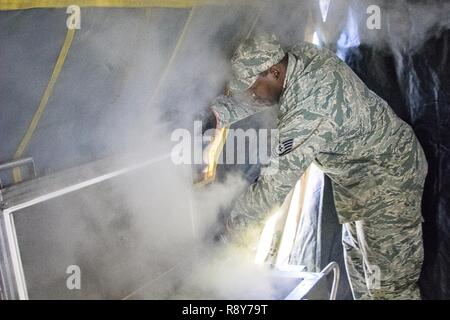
[274,138,294,156]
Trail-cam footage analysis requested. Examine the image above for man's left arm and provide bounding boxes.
[225,116,336,236]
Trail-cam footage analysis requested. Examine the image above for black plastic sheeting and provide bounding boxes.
[344,29,450,299]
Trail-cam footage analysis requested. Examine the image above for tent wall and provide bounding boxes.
[0,6,255,184]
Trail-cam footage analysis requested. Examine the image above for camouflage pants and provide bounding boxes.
[342,188,425,300]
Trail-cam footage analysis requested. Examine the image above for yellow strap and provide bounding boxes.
[205,127,229,178]
[12,28,76,183]
[0,0,248,10]
[194,127,229,187]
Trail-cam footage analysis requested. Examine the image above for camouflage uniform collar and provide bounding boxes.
[279,52,298,115]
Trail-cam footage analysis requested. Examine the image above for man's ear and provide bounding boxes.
[269,65,281,80]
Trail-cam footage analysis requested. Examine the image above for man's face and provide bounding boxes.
[248,64,286,105]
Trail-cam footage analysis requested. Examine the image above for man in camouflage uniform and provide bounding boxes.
[210,33,428,300]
